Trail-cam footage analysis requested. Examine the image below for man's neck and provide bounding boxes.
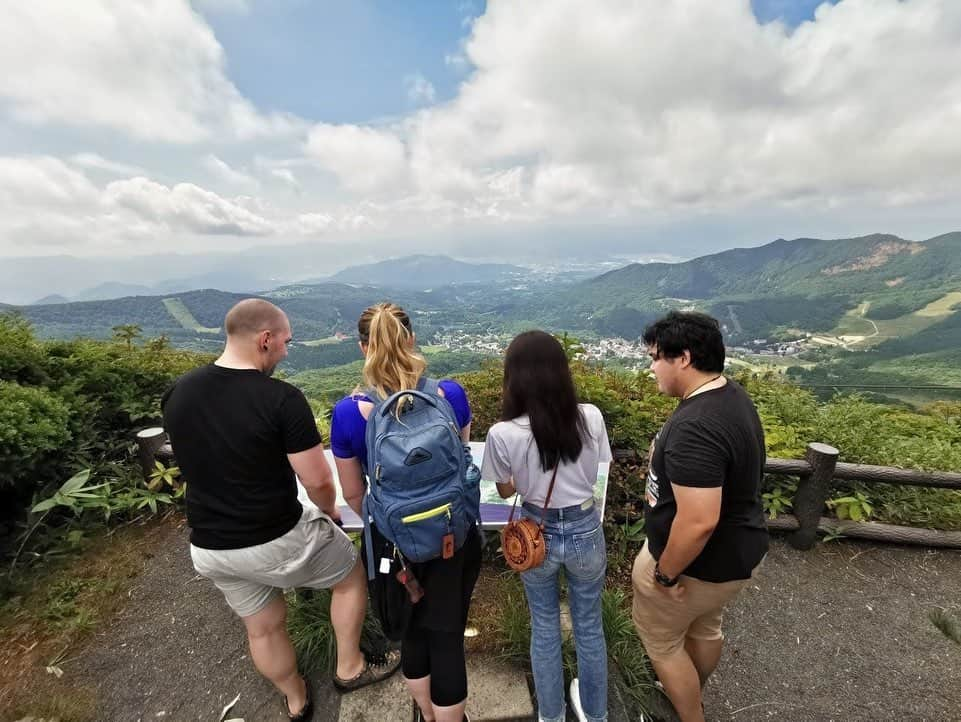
[215,347,260,371]
[681,372,725,400]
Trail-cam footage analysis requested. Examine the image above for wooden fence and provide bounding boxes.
[140,428,961,549]
[612,442,961,549]
[765,442,961,549]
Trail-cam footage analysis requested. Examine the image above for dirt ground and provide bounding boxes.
[703,538,961,721]
[4,522,960,721]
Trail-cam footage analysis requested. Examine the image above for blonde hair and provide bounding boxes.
[358,303,427,399]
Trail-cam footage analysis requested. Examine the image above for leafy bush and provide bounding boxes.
[0,314,49,386]
[0,313,210,538]
[0,381,72,494]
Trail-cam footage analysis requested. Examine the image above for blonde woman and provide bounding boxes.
[330,303,480,722]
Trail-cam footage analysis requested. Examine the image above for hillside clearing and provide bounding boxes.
[915,290,961,317]
[161,298,220,334]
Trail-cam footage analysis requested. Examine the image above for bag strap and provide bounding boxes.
[366,376,436,406]
[506,464,559,529]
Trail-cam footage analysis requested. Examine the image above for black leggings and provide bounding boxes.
[401,628,468,706]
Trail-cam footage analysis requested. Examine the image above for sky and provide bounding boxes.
[1,0,959,264]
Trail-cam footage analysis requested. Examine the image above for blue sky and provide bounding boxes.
[751,0,841,26]
[204,0,484,124]
[0,0,958,271]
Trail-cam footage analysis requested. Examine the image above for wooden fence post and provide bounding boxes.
[136,427,167,482]
[789,442,839,550]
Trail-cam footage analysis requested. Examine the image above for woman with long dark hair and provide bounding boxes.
[330,302,481,722]
[481,330,611,722]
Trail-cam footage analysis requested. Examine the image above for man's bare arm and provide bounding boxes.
[657,484,722,580]
[288,444,338,520]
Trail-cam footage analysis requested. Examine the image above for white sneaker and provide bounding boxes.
[569,677,588,722]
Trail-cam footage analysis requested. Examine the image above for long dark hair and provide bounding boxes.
[502,330,587,472]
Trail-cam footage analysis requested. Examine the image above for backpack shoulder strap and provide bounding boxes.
[418,376,440,396]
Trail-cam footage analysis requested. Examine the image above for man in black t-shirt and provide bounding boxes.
[162,299,398,721]
[631,311,768,722]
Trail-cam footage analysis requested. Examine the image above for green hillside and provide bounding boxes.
[11,236,961,385]
[548,233,961,341]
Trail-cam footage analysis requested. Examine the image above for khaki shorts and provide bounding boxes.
[631,541,755,662]
[190,506,358,618]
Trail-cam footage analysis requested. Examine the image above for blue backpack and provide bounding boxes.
[362,377,480,579]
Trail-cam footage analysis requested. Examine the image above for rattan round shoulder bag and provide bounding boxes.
[500,466,558,572]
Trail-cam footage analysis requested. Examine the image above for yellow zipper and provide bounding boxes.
[402,503,452,524]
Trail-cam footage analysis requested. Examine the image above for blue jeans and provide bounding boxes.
[520,501,608,722]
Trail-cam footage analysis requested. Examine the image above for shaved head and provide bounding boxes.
[224,299,287,338]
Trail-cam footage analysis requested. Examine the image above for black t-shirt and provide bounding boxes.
[161,364,322,549]
[644,380,769,583]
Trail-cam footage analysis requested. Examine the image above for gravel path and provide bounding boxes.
[62,522,961,722]
[703,537,961,721]
[68,518,340,722]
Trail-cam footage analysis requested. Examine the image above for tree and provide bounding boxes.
[555,332,585,362]
[111,324,142,349]
[144,335,170,352]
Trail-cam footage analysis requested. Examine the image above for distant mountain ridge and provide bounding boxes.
[476,232,960,342]
[328,254,526,288]
[7,236,960,363]
[583,233,960,301]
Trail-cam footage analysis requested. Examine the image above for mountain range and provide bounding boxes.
[5,233,960,385]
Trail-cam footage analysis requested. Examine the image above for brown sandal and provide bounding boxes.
[333,650,402,693]
[284,675,313,721]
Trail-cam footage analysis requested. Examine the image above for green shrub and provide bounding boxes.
[0,381,72,493]
[0,313,49,386]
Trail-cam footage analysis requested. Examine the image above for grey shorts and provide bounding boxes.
[190,506,358,618]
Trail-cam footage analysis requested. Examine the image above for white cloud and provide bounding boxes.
[0,1,299,143]
[305,123,408,193]
[104,177,273,236]
[0,156,359,254]
[202,154,260,189]
[70,153,147,177]
[404,74,437,105]
[270,168,301,188]
[444,52,469,70]
[0,156,99,209]
[302,0,961,227]
[3,0,961,258]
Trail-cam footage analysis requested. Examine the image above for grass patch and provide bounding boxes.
[929,608,961,645]
[489,569,659,717]
[3,683,98,722]
[286,588,389,674]
[915,291,961,317]
[161,297,220,334]
[302,335,346,347]
[0,518,165,720]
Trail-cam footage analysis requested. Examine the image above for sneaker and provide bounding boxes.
[333,649,402,693]
[569,678,587,722]
[284,675,313,721]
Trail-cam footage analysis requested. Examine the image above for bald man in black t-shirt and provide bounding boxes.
[162,299,399,721]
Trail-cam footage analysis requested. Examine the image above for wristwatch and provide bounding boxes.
[654,562,679,588]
